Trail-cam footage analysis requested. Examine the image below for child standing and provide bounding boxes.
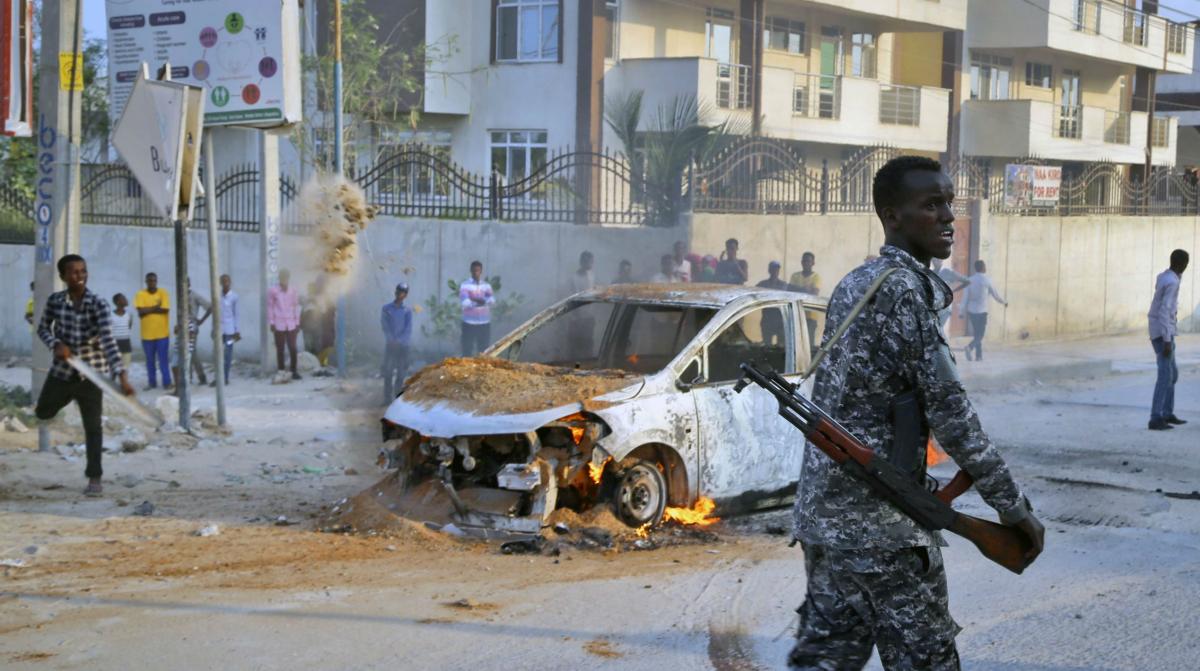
[111,293,134,372]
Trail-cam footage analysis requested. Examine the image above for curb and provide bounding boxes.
[960,358,1114,391]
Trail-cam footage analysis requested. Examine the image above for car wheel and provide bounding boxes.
[616,460,667,527]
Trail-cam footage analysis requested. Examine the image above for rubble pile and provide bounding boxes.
[403,357,640,414]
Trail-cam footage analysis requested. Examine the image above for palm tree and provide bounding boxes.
[604,91,748,226]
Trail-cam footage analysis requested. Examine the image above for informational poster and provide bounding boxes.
[105,0,301,128]
[1004,164,1062,208]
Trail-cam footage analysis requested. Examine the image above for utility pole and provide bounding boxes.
[333,0,347,377]
[33,0,84,452]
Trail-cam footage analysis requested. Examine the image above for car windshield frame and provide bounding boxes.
[492,298,718,375]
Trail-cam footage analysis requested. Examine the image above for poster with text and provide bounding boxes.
[105,0,301,128]
[1004,164,1062,209]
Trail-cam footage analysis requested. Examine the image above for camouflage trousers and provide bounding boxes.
[788,543,962,671]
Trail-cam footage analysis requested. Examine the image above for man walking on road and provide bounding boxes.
[460,261,495,356]
[1148,249,1189,431]
[961,260,1007,362]
[134,272,171,390]
[268,268,302,380]
[35,255,136,496]
[789,156,1043,670]
[381,283,413,403]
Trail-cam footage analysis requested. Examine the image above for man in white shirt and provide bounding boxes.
[649,254,679,283]
[671,240,691,282]
[218,274,239,385]
[960,260,1007,361]
[570,251,595,294]
[1148,249,1189,431]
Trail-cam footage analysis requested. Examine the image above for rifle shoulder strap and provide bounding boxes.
[801,267,898,380]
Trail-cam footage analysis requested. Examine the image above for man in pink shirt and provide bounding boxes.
[268,268,302,379]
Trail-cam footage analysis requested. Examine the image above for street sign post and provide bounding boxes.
[112,70,206,431]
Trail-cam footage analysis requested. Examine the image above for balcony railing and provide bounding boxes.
[717,63,751,110]
[1073,0,1101,34]
[1123,8,1148,46]
[1055,105,1083,139]
[879,85,921,126]
[792,72,840,119]
[1103,110,1130,144]
[1152,116,1170,147]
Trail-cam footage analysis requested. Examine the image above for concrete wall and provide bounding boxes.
[695,209,1199,347]
[0,219,682,365]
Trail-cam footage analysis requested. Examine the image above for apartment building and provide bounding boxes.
[1156,32,1200,166]
[373,0,962,178]
[961,0,1192,175]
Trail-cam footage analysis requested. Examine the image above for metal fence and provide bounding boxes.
[4,141,1200,245]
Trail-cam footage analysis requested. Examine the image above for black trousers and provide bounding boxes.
[36,376,104,479]
[382,343,409,401]
[967,312,988,360]
[274,328,299,372]
[461,322,491,356]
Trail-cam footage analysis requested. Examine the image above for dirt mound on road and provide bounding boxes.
[320,473,457,551]
[401,357,640,415]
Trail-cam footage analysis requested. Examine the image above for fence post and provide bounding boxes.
[820,159,829,215]
[489,169,502,221]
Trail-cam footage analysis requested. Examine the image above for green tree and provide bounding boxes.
[293,0,458,171]
[604,91,749,226]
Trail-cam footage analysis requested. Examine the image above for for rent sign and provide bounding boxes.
[1004,164,1062,208]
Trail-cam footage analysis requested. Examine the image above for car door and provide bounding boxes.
[691,301,802,506]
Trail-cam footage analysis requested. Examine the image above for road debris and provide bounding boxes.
[195,524,220,537]
[131,501,155,516]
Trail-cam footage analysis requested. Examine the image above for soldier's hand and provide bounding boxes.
[1011,501,1045,563]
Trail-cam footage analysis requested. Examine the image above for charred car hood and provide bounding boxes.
[384,357,644,438]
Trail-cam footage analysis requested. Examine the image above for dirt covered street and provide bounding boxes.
[1,360,1199,670]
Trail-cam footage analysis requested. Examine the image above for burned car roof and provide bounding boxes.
[576,283,825,308]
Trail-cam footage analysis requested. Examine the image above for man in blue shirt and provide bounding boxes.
[381,283,414,403]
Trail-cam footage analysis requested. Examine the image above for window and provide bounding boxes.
[1073,0,1100,34]
[705,8,735,62]
[851,33,876,78]
[1025,62,1052,88]
[604,1,619,59]
[764,17,805,54]
[706,306,790,383]
[495,0,560,62]
[490,130,548,185]
[969,53,1012,101]
[1167,22,1189,55]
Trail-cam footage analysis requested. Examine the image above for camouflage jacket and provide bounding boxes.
[794,245,1024,549]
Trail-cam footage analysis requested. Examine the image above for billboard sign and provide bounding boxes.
[105,0,301,128]
[1004,164,1062,209]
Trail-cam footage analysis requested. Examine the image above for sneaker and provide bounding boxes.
[83,479,103,496]
[1148,419,1174,431]
[144,384,157,391]
[291,371,302,381]
[1166,415,1188,425]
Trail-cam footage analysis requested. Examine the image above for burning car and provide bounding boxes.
[379,283,828,537]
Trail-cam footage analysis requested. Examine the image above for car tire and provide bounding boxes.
[616,460,667,528]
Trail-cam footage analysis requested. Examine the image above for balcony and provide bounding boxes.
[961,99,1177,165]
[969,0,1193,74]
[763,68,950,152]
[607,57,754,129]
[771,0,967,31]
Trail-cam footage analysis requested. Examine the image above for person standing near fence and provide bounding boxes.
[217,274,240,385]
[789,252,823,348]
[960,260,1007,362]
[381,283,413,403]
[134,272,171,390]
[110,293,134,372]
[460,261,495,356]
[268,268,302,380]
[1148,249,1189,431]
[36,255,135,496]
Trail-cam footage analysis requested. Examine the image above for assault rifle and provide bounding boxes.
[734,362,1035,574]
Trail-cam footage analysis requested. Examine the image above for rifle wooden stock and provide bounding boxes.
[947,513,1034,574]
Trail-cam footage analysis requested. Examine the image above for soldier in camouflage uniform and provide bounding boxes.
[789,156,1045,670]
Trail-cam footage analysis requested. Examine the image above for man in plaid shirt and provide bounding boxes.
[35,254,136,496]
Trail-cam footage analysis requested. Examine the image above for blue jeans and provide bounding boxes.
[223,335,236,382]
[141,337,172,387]
[1151,337,1178,422]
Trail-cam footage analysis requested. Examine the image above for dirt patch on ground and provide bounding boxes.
[402,357,640,415]
[584,638,623,658]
